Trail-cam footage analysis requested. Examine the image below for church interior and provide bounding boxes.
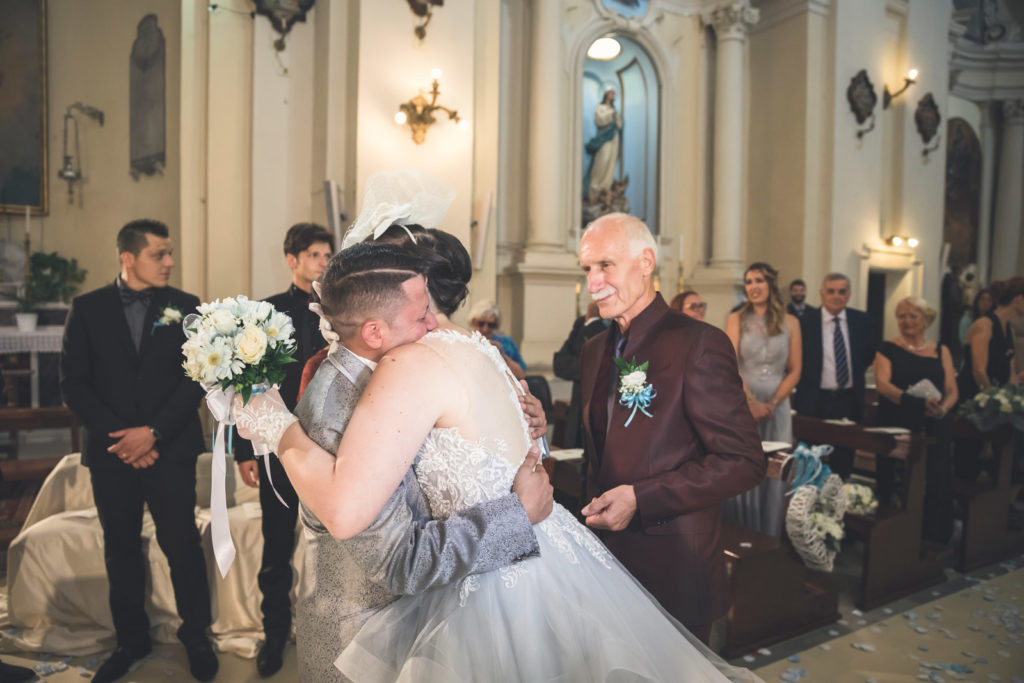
[1,0,1024,680]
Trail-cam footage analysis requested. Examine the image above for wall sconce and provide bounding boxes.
[58,102,105,203]
[886,235,919,248]
[883,69,918,108]
[394,69,466,144]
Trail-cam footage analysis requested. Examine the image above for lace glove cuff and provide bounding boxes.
[233,389,299,455]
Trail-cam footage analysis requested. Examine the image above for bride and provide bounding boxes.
[236,173,758,682]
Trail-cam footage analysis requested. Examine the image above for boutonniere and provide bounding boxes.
[152,305,183,333]
[613,356,656,427]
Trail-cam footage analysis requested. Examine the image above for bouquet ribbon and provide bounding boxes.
[619,385,656,428]
[248,384,290,510]
[783,442,834,495]
[204,387,237,578]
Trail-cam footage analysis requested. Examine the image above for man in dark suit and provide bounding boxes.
[786,278,815,318]
[232,223,333,677]
[793,273,876,478]
[578,213,765,643]
[60,220,215,683]
[552,301,606,448]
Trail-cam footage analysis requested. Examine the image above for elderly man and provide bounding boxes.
[578,213,765,642]
[793,273,875,479]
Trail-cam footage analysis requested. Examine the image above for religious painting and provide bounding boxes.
[0,0,47,214]
[942,117,981,268]
[601,0,649,20]
[581,33,659,233]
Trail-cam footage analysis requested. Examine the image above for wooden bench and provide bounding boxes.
[793,415,949,609]
[720,451,840,656]
[0,406,80,459]
[0,456,62,548]
[950,420,1024,571]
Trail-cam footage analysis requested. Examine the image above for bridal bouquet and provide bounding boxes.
[955,384,1024,432]
[182,296,297,402]
[784,443,846,572]
[181,295,297,577]
[844,482,878,516]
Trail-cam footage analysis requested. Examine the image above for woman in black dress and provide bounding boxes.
[873,296,958,543]
[955,277,1024,481]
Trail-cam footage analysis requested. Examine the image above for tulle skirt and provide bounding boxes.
[335,506,759,682]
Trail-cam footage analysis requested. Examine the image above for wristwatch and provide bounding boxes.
[149,426,162,441]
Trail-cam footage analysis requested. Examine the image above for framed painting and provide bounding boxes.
[0,0,47,215]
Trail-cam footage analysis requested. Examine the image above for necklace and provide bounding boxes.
[898,336,928,351]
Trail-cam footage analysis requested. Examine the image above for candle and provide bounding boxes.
[24,205,30,236]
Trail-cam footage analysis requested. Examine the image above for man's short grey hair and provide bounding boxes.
[469,299,502,326]
[823,272,851,287]
[583,212,659,263]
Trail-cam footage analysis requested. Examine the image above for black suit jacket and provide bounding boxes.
[552,316,607,448]
[234,284,326,463]
[60,282,205,470]
[794,306,875,420]
[786,302,816,318]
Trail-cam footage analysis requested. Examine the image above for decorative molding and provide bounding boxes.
[1003,98,1024,122]
[701,1,760,41]
[750,0,829,35]
[948,29,1024,102]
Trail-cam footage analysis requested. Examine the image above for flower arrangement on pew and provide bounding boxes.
[181,296,297,576]
[956,384,1024,432]
[784,443,847,572]
[844,482,879,516]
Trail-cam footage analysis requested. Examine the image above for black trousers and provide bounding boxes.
[256,455,299,640]
[805,389,858,479]
[89,458,211,649]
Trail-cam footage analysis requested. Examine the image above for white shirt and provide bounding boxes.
[820,308,853,390]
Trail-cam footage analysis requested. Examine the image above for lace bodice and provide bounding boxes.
[411,330,613,602]
[737,313,790,391]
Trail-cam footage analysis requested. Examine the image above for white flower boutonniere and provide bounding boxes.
[152,305,184,333]
[613,356,656,427]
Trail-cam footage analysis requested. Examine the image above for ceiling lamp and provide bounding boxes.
[587,37,621,61]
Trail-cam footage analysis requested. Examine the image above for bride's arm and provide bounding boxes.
[253,343,455,539]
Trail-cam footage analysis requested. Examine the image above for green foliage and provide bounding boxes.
[226,342,298,404]
[30,251,87,302]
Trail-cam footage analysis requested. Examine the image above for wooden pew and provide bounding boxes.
[793,415,949,609]
[720,452,840,657]
[950,420,1024,571]
[0,406,80,459]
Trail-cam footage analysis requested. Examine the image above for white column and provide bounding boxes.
[704,2,759,269]
[977,102,997,284]
[525,0,564,250]
[992,99,1024,280]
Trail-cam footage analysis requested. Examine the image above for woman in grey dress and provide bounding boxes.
[723,262,802,536]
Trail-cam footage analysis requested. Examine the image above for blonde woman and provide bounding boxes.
[873,296,957,542]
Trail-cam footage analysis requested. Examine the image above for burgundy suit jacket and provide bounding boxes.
[581,293,765,627]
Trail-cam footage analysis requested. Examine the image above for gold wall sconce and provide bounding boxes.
[883,69,918,108]
[394,69,468,144]
[886,235,919,248]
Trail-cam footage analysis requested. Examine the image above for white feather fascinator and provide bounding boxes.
[341,169,456,248]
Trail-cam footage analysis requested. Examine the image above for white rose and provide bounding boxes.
[161,307,182,325]
[1000,402,1013,413]
[236,325,268,364]
[977,395,989,407]
[620,370,647,395]
[209,309,237,335]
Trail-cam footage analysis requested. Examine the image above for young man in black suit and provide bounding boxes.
[793,272,876,478]
[552,301,607,448]
[786,278,814,318]
[232,223,334,677]
[60,220,215,683]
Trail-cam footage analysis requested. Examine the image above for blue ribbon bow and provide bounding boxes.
[785,442,834,494]
[619,385,656,428]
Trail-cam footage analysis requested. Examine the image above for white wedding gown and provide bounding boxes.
[335,330,759,683]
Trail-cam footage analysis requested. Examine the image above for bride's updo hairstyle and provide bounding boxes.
[374,223,472,317]
[317,242,428,341]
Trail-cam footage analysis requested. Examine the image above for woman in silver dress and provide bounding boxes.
[723,262,802,537]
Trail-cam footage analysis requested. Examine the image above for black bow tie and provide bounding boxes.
[119,286,153,307]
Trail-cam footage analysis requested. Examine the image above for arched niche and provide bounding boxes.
[943,117,982,269]
[566,15,675,251]
[581,34,661,234]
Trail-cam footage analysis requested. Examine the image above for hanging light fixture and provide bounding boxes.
[587,36,622,61]
[58,102,105,203]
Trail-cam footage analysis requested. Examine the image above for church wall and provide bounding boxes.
[354,0,477,304]
[39,0,181,296]
[748,11,812,294]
